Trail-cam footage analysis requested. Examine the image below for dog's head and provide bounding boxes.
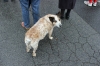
[49,15,62,28]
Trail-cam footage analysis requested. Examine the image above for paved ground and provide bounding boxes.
[0,0,100,66]
[74,0,100,34]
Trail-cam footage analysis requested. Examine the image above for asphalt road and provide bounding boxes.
[0,0,100,66]
[74,0,100,34]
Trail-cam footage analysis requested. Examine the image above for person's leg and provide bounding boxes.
[65,9,71,20]
[94,0,97,2]
[31,0,40,24]
[93,0,97,6]
[60,9,65,19]
[19,0,30,28]
[29,0,31,7]
[89,0,93,3]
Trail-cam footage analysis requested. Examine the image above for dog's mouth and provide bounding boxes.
[60,25,62,28]
[57,24,62,28]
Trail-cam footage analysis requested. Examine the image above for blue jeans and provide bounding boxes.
[19,0,40,28]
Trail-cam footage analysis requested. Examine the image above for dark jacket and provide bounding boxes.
[59,0,76,9]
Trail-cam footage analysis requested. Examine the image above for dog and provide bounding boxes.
[25,14,62,56]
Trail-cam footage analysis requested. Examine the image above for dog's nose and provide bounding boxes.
[60,24,62,27]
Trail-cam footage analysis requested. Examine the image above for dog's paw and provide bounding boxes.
[26,49,30,53]
[33,53,36,57]
[49,37,53,40]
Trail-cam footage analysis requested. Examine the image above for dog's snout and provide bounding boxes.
[59,24,62,28]
[60,25,62,27]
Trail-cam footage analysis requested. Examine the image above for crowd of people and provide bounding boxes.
[19,0,77,30]
[3,0,98,30]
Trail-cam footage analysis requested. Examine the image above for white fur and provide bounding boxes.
[25,14,62,56]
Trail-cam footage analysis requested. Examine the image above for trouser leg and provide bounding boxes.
[94,0,97,3]
[60,9,65,19]
[89,0,93,3]
[65,9,71,20]
[31,0,40,24]
[19,0,30,28]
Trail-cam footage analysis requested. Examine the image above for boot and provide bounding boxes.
[65,15,70,20]
[65,9,71,20]
[60,9,65,19]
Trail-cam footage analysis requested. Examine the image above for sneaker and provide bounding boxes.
[93,2,97,6]
[84,1,92,6]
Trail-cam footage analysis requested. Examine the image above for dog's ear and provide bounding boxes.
[49,17,57,23]
[56,11,61,18]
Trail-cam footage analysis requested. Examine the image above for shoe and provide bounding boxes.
[21,22,30,30]
[93,2,97,6]
[65,16,70,20]
[60,16,64,19]
[65,13,70,20]
[84,1,92,6]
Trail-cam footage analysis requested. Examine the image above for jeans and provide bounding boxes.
[19,0,40,28]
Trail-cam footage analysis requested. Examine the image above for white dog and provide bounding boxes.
[25,14,62,56]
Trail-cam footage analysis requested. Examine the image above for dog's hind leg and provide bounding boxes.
[49,28,53,40]
[26,44,31,52]
[25,38,31,52]
[31,41,39,57]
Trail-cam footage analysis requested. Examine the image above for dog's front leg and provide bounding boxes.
[49,28,53,40]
